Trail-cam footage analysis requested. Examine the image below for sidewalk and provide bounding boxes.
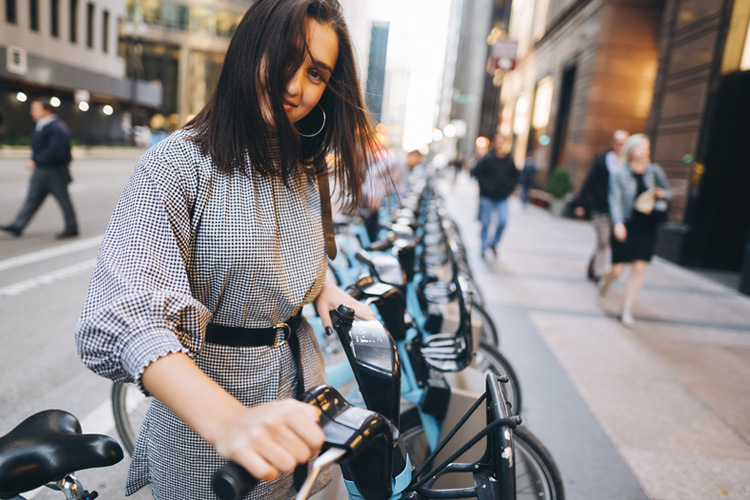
[0,145,146,160]
[441,174,750,500]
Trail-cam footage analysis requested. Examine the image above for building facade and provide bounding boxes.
[119,0,248,132]
[500,0,664,182]
[647,0,750,292]
[1,0,161,145]
[499,0,750,293]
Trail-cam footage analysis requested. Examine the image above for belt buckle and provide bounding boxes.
[273,322,291,348]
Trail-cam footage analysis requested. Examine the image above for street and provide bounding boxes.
[1,154,749,500]
[0,152,152,499]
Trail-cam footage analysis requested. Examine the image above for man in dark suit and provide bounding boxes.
[1,99,79,238]
[574,129,628,282]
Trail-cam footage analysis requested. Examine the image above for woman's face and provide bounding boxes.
[283,19,339,124]
[629,139,650,162]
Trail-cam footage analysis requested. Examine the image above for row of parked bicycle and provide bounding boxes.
[0,170,565,500]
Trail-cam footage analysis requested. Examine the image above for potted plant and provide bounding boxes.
[545,165,573,216]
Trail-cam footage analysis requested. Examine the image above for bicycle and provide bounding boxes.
[213,304,564,500]
[0,409,123,500]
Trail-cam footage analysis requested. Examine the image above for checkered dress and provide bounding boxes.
[75,130,330,499]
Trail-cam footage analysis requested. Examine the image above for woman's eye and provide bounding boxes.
[309,70,324,82]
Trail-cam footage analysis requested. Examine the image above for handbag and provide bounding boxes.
[634,188,668,223]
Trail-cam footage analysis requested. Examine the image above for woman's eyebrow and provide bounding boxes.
[314,61,334,75]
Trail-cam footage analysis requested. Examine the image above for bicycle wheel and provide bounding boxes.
[514,426,565,500]
[111,382,151,455]
[476,341,520,414]
[445,341,521,415]
[472,302,500,347]
[464,275,486,309]
[400,415,564,499]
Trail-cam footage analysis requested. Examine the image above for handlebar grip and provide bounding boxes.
[367,237,391,251]
[212,461,259,500]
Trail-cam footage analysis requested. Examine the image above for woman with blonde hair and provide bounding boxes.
[599,133,671,327]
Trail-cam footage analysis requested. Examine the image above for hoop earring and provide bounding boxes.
[296,104,326,138]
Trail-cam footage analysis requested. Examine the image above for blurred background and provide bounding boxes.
[1,0,749,292]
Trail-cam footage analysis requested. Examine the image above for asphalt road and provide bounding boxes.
[0,153,153,499]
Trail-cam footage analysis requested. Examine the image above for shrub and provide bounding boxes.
[546,165,573,199]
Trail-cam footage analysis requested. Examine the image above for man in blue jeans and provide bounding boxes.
[471,133,518,258]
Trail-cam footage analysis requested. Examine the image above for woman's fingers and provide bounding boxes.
[350,300,375,320]
[217,400,324,482]
[232,447,279,482]
[315,277,375,327]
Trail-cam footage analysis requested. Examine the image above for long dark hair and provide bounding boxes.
[185,0,375,212]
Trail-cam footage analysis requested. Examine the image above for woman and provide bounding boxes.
[598,134,670,328]
[75,1,376,498]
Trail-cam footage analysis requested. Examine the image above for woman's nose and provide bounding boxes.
[286,70,303,96]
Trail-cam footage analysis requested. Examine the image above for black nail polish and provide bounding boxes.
[324,326,334,336]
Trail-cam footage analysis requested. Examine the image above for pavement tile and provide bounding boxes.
[619,447,750,500]
[684,381,750,443]
[530,313,677,380]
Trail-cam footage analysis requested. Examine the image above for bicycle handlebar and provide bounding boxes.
[212,384,394,500]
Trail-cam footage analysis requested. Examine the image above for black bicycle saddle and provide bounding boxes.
[0,410,123,499]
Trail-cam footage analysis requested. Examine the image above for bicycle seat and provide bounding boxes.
[0,410,123,499]
[419,276,474,372]
[355,249,405,286]
[422,281,457,304]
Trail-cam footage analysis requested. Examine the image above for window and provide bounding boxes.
[742,20,750,70]
[102,10,109,52]
[6,0,17,24]
[70,0,78,43]
[86,2,94,48]
[30,0,39,31]
[51,0,59,37]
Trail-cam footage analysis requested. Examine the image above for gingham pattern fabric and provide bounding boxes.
[75,129,329,499]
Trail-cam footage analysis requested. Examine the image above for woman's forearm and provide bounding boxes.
[141,351,244,447]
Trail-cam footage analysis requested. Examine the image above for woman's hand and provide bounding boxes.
[614,222,627,242]
[214,400,325,482]
[315,277,375,330]
[141,352,325,483]
[654,187,665,199]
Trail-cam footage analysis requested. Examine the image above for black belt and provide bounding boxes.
[205,312,304,347]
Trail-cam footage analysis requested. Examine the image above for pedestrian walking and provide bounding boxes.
[1,99,78,238]
[448,153,464,183]
[598,134,671,328]
[574,129,629,282]
[519,155,537,207]
[75,1,376,498]
[471,133,518,258]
